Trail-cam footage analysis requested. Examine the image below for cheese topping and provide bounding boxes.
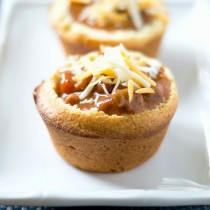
[68,0,167,30]
[59,44,161,102]
[70,0,92,3]
[70,0,143,30]
[127,0,143,30]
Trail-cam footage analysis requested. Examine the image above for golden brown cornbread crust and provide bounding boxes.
[58,31,163,57]
[49,0,168,56]
[34,67,178,172]
[47,123,168,172]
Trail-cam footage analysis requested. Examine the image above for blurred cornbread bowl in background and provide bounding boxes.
[50,0,168,56]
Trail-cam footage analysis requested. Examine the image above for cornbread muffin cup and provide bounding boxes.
[50,0,168,57]
[34,67,178,172]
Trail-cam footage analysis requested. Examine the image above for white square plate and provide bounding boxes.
[0,0,210,206]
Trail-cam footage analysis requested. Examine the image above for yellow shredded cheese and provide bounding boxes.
[69,0,92,4]
[81,56,100,77]
[61,44,162,101]
[135,88,155,94]
[72,71,92,82]
[138,0,156,9]
[128,80,134,102]
[123,53,156,87]
[100,68,116,77]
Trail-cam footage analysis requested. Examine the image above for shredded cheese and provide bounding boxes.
[112,78,121,93]
[127,0,143,30]
[61,44,162,101]
[122,53,156,87]
[69,0,168,31]
[77,0,144,30]
[72,71,92,82]
[89,76,115,87]
[128,80,134,102]
[80,98,94,104]
[69,0,93,4]
[79,76,97,100]
[102,84,110,95]
[135,88,155,94]
[81,56,100,77]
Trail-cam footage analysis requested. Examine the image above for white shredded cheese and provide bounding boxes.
[79,76,97,100]
[127,0,143,30]
[112,78,121,93]
[102,84,110,95]
[139,57,161,78]
[80,98,94,104]
[77,0,144,30]
[61,44,162,100]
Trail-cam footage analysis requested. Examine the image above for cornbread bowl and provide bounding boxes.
[50,0,168,56]
[34,45,178,172]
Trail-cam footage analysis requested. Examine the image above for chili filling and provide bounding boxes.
[69,1,153,30]
[54,45,171,115]
[56,69,170,116]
